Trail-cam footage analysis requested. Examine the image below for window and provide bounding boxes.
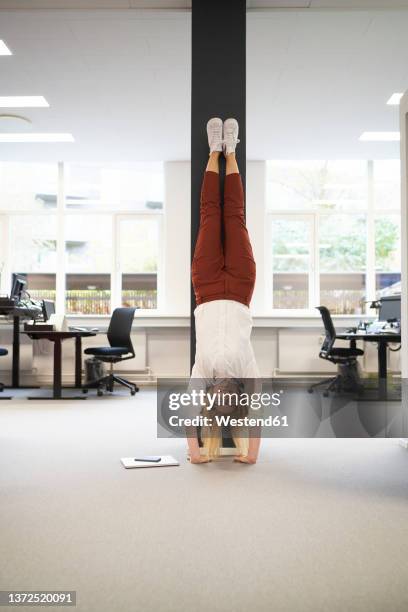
[9,214,57,302]
[1,162,163,315]
[373,161,401,295]
[319,214,366,315]
[375,214,400,293]
[118,217,159,309]
[270,216,313,309]
[0,163,57,211]
[0,163,58,301]
[267,160,401,314]
[267,160,367,213]
[65,215,112,315]
[65,163,164,211]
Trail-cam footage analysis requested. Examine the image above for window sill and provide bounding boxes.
[64,313,373,329]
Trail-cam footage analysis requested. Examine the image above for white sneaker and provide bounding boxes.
[207,117,223,153]
[223,118,240,155]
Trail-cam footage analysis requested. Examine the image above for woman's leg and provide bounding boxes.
[206,150,221,173]
[191,152,225,305]
[223,153,256,306]
[226,152,239,176]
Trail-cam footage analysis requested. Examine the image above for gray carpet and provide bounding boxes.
[1,389,408,612]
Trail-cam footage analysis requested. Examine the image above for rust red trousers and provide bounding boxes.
[192,171,256,308]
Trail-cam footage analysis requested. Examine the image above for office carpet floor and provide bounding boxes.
[1,388,408,612]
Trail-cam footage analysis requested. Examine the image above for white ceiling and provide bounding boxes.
[247,9,407,159]
[0,8,407,161]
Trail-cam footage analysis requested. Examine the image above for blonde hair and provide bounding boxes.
[200,379,249,459]
[201,425,249,459]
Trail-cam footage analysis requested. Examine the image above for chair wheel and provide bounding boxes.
[97,388,104,397]
[307,388,313,394]
[131,389,136,396]
[323,391,329,398]
[82,388,88,394]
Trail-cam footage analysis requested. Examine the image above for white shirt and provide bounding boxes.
[191,299,260,381]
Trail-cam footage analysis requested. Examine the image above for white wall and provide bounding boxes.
[163,161,190,315]
[247,161,267,314]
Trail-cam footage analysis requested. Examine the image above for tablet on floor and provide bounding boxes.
[121,455,179,469]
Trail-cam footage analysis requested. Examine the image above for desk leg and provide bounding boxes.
[8,317,39,390]
[53,339,62,399]
[27,338,86,400]
[378,341,387,397]
[12,316,19,388]
[75,336,82,388]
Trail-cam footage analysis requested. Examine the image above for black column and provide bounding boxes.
[191,0,246,367]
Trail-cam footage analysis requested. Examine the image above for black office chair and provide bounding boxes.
[0,347,11,399]
[82,308,139,397]
[308,306,364,397]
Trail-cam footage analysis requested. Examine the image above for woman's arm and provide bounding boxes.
[185,367,211,464]
[235,433,260,464]
[186,431,210,464]
[235,368,262,464]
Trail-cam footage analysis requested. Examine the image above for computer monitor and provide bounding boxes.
[10,273,27,301]
[42,300,56,322]
[42,300,55,321]
[379,295,401,321]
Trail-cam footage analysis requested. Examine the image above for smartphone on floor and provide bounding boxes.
[133,456,162,463]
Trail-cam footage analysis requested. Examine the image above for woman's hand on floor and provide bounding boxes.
[234,455,257,464]
[188,455,211,464]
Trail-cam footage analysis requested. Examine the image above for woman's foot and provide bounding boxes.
[207,117,223,153]
[223,118,240,155]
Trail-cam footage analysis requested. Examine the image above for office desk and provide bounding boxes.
[23,330,96,400]
[0,304,42,388]
[336,331,401,393]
